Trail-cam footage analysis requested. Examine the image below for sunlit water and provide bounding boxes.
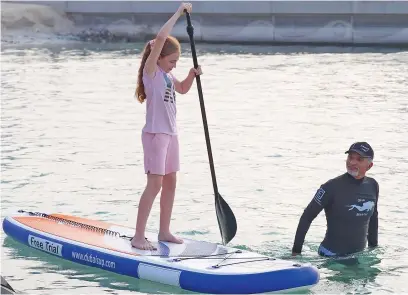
[2,3,408,295]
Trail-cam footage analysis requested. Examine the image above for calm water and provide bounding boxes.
[1,39,408,294]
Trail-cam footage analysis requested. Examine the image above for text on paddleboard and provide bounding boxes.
[28,235,63,256]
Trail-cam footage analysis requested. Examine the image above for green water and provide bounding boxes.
[1,42,408,294]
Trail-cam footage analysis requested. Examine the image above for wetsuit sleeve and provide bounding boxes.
[292,185,333,254]
[368,181,379,247]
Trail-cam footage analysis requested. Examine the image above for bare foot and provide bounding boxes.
[131,237,157,250]
[158,232,183,244]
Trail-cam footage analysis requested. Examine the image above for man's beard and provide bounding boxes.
[347,167,359,177]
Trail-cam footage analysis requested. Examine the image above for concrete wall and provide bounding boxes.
[5,1,408,45]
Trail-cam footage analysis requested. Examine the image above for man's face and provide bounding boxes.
[346,152,373,179]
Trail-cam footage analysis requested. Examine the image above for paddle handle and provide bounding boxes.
[184,11,219,198]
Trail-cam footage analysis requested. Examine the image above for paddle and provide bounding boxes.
[1,276,16,294]
[184,11,237,246]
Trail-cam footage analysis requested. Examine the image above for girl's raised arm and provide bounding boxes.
[145,3,192,77]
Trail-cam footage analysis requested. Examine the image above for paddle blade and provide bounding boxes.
[215,193,237,245]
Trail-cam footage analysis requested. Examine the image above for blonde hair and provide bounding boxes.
[135,36,181,103]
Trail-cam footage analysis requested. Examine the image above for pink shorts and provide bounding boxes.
[142,132,180,176]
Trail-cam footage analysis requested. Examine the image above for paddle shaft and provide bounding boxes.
[185,12,220,199]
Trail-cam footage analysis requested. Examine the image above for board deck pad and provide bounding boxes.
[14,213,225,258]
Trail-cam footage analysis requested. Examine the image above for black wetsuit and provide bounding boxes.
[292,173,379,256]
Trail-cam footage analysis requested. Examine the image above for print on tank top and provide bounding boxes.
[163,73,176,104]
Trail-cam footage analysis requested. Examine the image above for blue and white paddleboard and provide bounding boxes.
[2,210,319,294]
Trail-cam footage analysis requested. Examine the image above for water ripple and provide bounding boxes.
[1,44,407,294]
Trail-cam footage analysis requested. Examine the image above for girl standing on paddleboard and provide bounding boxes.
[132,2,203,250]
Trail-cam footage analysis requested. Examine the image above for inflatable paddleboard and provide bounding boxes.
[2,210,319,294]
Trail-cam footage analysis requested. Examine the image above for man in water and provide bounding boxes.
[292,142,379,257]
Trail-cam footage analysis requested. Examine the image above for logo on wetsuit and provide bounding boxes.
[347,200,375,216]
[313,188,325,206]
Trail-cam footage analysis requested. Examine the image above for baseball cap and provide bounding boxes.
[345,142,374,159]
